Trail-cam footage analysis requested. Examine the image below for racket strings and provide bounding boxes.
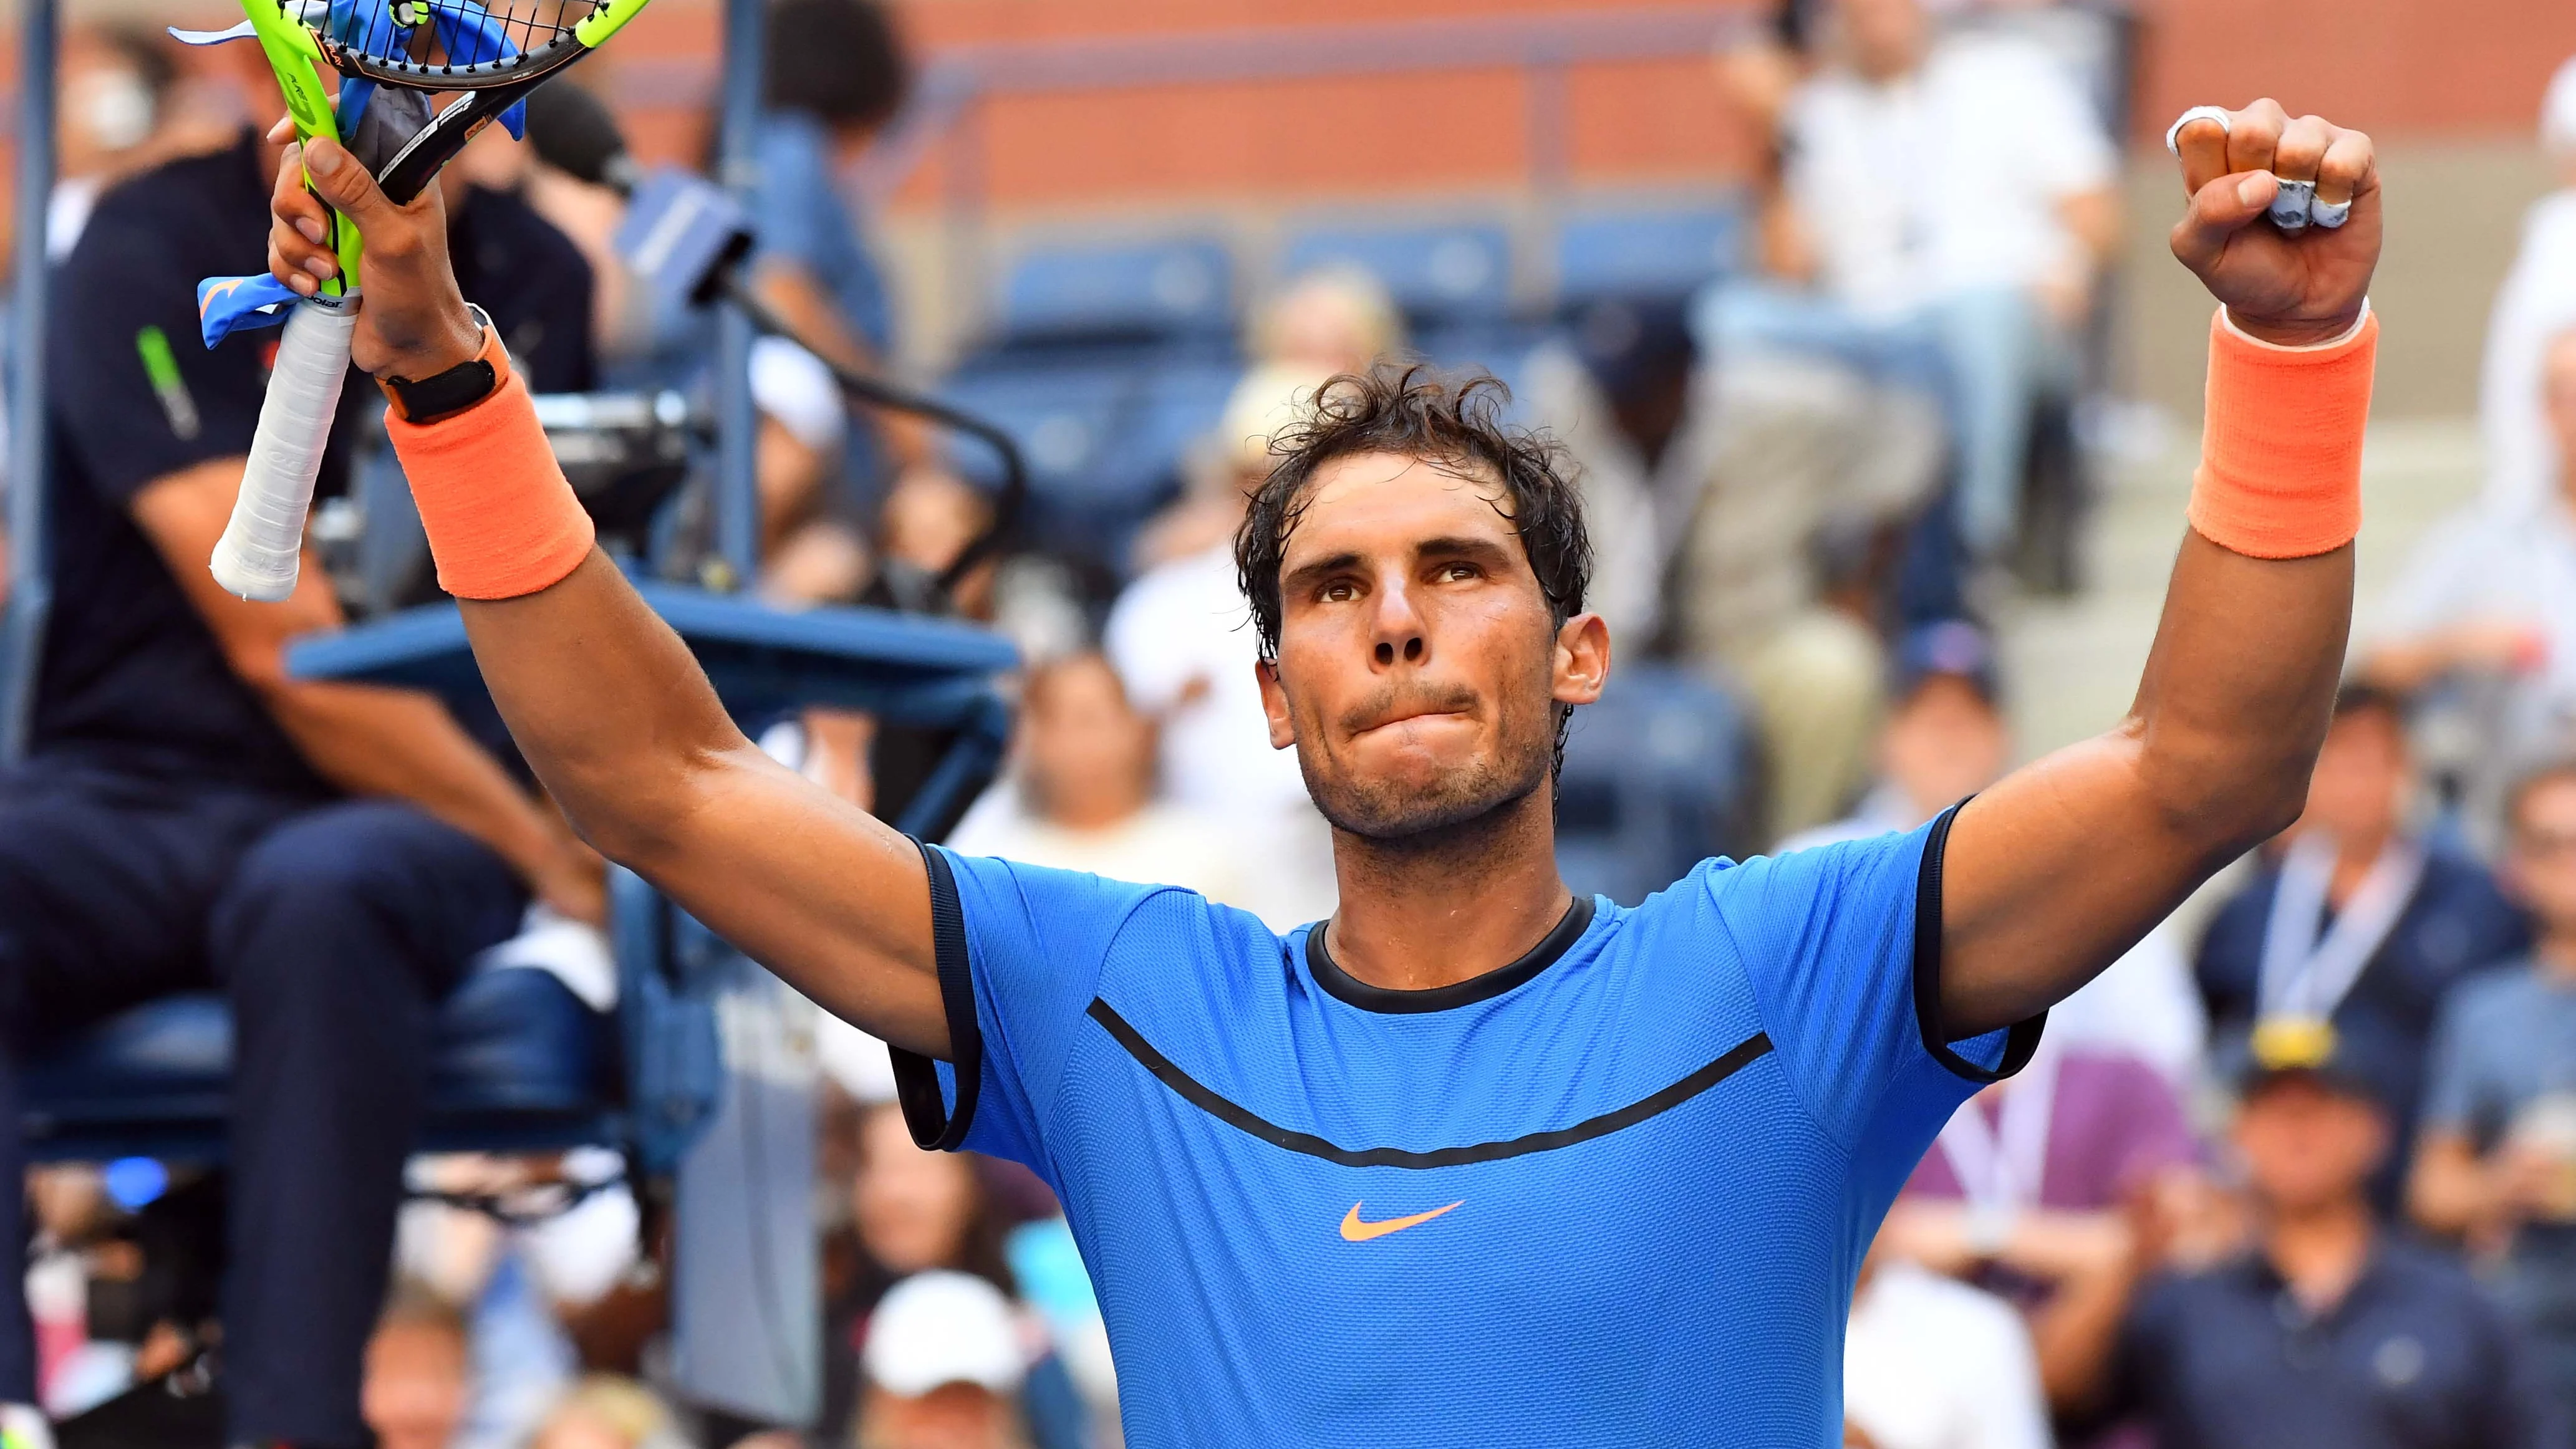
[296,0,597,76]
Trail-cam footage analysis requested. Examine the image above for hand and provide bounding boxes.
[2440,619,2550,675]
[2168,100,2381,347]
[515,805,608,927]
[265,122,483,381]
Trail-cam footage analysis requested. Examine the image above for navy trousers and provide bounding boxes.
[0,761,525,1447]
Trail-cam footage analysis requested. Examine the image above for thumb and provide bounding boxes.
[299,137,395,226]
[2170,170,2277,272]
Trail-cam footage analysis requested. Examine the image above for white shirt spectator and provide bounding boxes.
[1783,32,2114,319]
[947,791,1256,912]
[1104,542,1337,929]
[2375,496,2576,759]
[1844,1258,2053,1449]
[2477,55,2576,512]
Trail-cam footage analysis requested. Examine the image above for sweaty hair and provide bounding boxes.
[1233,363,1591,664]
[764,0,911,132]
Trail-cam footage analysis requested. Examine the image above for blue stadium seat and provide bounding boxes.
[23,968,617,1165]
[1278,219,1515,325]
[1096,359,1242,501]
[994,236,1237,347]
[1555,664,1758,907]
[1551,202,1745,311]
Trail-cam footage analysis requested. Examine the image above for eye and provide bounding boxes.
[1319,579,1358,603]
[1438,562,1481,583]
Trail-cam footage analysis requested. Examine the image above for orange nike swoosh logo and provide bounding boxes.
[1339,1200,1464,1242]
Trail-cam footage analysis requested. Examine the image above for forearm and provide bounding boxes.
[2033,1248,2144,1413]
[2409,1135,2504,1239]
[261,676,562,875]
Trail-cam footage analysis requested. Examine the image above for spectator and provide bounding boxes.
[948,653,1255,910]
[360,1285,471,1449]
[0,72,604,1449]
[2413,759,2576,1417]
[2366,327,2576,834]
[1700,0,2118,563]
[819,1104,1094,1449]
[1104,369,1341,933]
[2197,685,2529,1206]
[49,27,180,259]
[2051,1023,2564,1449]
[528,1375,687,1449]
[1843,1232,2053,1449]
[2478,55,2576,514]
[1784,622,2207,1079]
[858,1273,1033,1449]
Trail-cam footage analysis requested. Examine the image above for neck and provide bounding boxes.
[1324,787,1571,993]
[2260,1194,2375,1312]
[2539,928,2576,981]
[2325,827,2396,904]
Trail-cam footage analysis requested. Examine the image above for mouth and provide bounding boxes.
[1351,708,1474,742]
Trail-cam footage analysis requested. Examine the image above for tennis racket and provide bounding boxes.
[211,0,654,601]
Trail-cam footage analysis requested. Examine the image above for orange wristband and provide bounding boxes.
[2186,306,2377,561]
[385,352,595,601]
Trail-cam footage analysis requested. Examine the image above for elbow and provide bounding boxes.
[540,736,741,874]
[2131,718,2314,862]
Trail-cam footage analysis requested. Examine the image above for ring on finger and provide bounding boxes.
[2164,104,2232,156]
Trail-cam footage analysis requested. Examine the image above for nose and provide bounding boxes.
[1368,572,1427,671]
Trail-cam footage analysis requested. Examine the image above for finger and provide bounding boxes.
[271,148,334,248]
[2224,97,2289,178]
[2313,125,2376,208]
[2272,114,2330,185]
[265,112,297,147]
[299,137,397,230]
[2174,115,2231,195]
[2170,170,2279,273]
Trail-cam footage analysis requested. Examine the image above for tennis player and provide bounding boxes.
[274,100,2376,1443]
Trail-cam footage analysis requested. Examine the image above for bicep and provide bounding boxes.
[632,740,949,1057]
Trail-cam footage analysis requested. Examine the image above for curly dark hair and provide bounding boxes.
[1233,363,1592,663]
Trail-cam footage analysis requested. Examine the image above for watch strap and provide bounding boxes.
[379,305,509,425]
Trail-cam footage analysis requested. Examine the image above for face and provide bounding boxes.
[1880,676,2007,817]
[2296,708,2410,850]
[2507,775,2576,931]
[1836,0,1927,81]
[59,37,156,176]
[1023,656,1155,830]
[360,1319,470,1449]
[854,1104,978,1275]
[861,1383,1016,1449]
[1255,452,1608,842]
[2233,1077,2387,1215]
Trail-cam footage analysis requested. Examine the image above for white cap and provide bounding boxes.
[2545,54,2576,156]
[862,1271,1028,1398]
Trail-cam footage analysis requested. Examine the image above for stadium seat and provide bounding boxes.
[1551,201,1745,311]
[1555,664,1758,907]
[992,236,1237,347]
[1278,219,1515,326]
[937,359,1166,567]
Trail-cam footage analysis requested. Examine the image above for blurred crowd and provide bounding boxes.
[12,0,2576,1444]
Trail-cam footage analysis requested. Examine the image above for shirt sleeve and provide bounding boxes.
[47,225,269,505]
[889,844,1170,1177]
[2416,977,2487,1140]
[1714,807,2043,1162]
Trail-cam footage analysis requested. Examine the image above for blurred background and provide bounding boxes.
[7,0,2576,1445]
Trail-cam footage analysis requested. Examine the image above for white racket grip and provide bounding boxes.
[211,291,360,601]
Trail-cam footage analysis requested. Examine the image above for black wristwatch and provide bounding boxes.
[379,303,504,425]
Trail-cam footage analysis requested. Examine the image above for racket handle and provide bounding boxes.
[212,292,360,601]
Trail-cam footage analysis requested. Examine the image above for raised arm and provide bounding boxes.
[1940,100,2383,1036]
[269,134,948,1058]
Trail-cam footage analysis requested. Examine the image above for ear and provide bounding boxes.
[1253,657,1298,749]
[1551,612,1611,708]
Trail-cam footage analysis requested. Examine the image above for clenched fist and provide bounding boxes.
[2168,100,2380,348]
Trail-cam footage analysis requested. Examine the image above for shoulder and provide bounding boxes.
[2438,961,2542,1024]
[2371,1240,2509,1320]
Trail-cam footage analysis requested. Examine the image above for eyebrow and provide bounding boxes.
[1280,535,1520,600]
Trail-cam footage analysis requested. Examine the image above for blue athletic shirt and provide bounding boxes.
[891,807,2041,1447]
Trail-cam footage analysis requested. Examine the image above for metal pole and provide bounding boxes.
[2,0,59,760]
[708,0,765,592]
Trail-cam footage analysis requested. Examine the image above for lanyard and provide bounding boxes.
[2258,833,2426,1024]
[1934,1041,2062,1216]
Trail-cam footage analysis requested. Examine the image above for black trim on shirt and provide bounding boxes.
[1911,799,2047,1083]
[889,839,981,1152]
[1086,995,1772,1167]
[1305,893,1598,1014]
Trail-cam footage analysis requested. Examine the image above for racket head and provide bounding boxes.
[297,0,598,89]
